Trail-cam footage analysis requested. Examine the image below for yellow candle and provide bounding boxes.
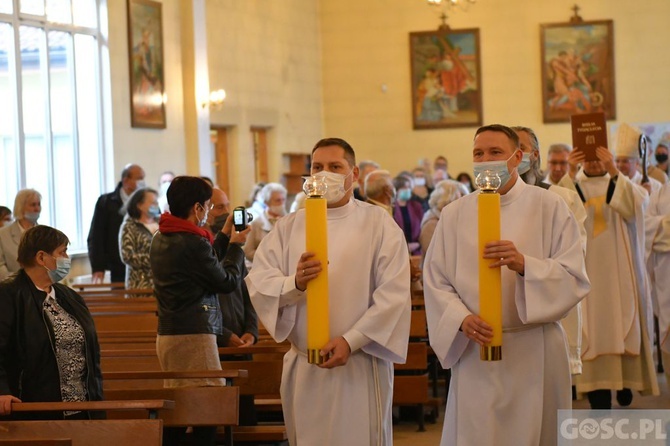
[478,191,502,361]
[305,196,329,364]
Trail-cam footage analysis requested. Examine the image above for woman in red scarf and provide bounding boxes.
[150,176,249,446]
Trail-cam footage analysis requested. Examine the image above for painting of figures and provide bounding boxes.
[409,29,482,129]
[541,20,615,123]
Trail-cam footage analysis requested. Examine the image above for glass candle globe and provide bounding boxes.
[475,170,502,192]
[303,175,328,197]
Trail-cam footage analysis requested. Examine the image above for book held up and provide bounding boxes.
[570,112,607,162]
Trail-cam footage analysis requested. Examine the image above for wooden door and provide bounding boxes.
[210,126,230,194]
[251,127,269,183]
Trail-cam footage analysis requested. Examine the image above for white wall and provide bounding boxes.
[107,0,188,190]
[320,0,670,178]
[205,0,324,205]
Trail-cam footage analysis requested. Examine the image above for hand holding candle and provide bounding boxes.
[476,170,503,361]
[303,175,330,365]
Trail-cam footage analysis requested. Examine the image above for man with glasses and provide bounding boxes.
[544,143,572,186]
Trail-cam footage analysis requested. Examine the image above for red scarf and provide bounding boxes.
[158,212,214,245]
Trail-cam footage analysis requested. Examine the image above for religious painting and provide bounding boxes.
[409,28,482,130]
[127,0,166,128]
[540,20,615,123]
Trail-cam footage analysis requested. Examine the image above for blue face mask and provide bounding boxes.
[45,254,71,283]
[148,205,161,219]
[517,153,532,175]
[397,188,412,202]
[473,150,519,191]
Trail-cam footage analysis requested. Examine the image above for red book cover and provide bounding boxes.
[571,112,608,162]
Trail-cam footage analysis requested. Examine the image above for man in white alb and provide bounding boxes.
[560,132,660,409]
[513,125,587,376]
[423,124,590,446]
[246,138,411,446]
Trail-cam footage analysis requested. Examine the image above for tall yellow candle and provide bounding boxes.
[478,190,502,361]
[305,195,329,364]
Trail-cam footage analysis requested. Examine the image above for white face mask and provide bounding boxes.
[314,169,354,205]
[414,177,426,187]
[268,205,286,217]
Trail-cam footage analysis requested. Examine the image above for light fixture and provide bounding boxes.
[202,89,226,110]
[427,0,477,30]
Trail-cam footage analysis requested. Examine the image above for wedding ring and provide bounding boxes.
[473,330,477,335]
[302,269,306,275]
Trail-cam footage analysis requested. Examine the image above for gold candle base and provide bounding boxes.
[308,349,325,365]
[480,345,502,361]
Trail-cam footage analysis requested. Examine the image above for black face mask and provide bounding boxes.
[656,154,668,164]
[210,213,228,235]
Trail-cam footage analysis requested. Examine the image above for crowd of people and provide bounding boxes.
[1,124,670,446]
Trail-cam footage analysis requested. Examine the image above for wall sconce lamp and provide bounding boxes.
[202,89,226,110]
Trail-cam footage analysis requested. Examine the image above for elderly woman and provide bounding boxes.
[0,225,103,419]
[419,179,467,257]
[150,176,248,446]
[119,187,160,290]
[0,189,42,281]
[243,182,287,268]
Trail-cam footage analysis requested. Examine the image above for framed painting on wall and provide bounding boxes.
[540,20,615,123]
[409,28,482,130]
[127,0,166,129]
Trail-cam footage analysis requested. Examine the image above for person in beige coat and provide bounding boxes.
[0,189,42,281]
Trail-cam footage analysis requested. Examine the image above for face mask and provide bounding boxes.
[196,204,209,227]
[136,180,147,190]
[656,154,668,164]
[210,213,228,234]
[159,181,171,196]
[460,182,472,193]
[44,254,71,283]
[24,212,40,223]
[269,205,286,217]
[517,153,532,175]
[148,205,161,219]
[414,177,426,187]
[397,189,412,202]
[314,170,354,205]
[473,150,519,191]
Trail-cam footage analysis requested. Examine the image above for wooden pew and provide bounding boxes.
[0,440,72,445]
[89,304,158,332]
[12,400,174,420]
[100,347,288,444]
[2,400,173,446]
[103,370,242,446]
[0,420,162,446]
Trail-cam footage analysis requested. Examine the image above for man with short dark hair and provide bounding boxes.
[247,137,411,445]
[87,164,145,283]
[424,124,589,446]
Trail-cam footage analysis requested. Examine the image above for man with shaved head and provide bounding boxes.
[88,163,145,283]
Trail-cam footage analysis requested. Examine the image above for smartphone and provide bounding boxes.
[233,206,249,232]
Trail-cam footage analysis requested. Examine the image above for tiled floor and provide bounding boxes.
[393,372,670,446]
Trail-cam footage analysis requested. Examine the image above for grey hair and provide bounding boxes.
[548,143,572,157]
[364,169,392,199]
[428,180,464,213]
[358,160,380,172]
[13,189,42,219]
[259,182,287,204]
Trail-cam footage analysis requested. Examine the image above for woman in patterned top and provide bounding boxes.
[0,225,103,419]
[119,187,160,290]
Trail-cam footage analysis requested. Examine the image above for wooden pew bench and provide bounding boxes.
[1,400,174,446]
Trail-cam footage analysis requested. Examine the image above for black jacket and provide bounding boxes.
[216,265,259,347]
[0,270,104,419]
[151,231,246,335]
[87,182,126,279]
